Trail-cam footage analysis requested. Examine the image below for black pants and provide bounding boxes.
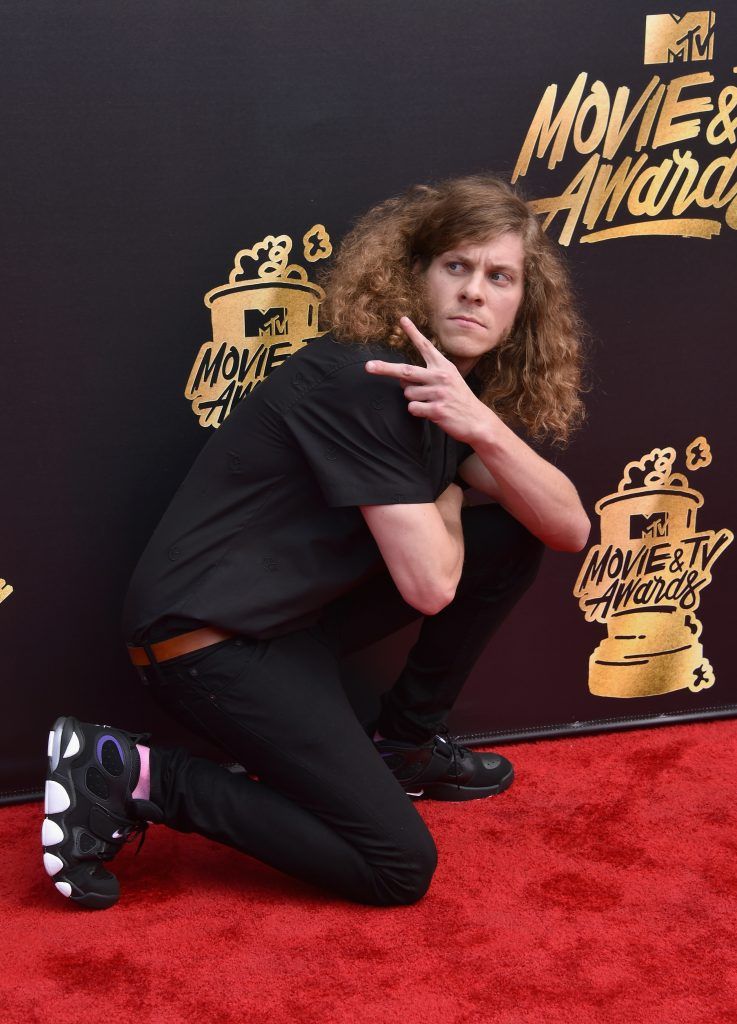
[140,503,544,906]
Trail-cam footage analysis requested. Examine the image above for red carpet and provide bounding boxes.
[3,719,736,1024]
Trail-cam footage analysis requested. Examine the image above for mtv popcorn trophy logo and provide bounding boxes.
[0,577,13,606]
[512,11,737,244]
[186,226,332,428]
[574,439,732,698]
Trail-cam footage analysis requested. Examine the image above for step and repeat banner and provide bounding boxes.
[2,1,735,800]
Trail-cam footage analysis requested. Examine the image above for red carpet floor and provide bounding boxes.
[3,719,736,1024]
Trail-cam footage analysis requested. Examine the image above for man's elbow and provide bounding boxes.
[546,513,591,553]
[572,513,592,551]
[406,581,457,617]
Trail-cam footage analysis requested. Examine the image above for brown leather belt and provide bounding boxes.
[127,626,236,667]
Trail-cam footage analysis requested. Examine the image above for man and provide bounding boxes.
[41,175,590,910]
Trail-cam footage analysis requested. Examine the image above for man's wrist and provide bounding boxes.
[466,404,502,451]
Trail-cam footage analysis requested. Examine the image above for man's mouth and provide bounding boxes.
[449,315,484,328]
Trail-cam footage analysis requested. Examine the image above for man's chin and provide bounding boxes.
[436,335,500,362]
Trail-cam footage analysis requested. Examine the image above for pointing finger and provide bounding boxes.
[398,317,444,366]
[364,359,432,381]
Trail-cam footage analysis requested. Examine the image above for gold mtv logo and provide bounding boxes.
[644,11,715,64]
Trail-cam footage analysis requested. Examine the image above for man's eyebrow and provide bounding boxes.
[445,252,522,273]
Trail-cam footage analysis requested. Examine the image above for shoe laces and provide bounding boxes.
[433,724,470,791]
[123,820,149,856]
[124,819,149,851]
[100,819,149,860]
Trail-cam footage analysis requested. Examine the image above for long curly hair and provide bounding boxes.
[320,174,588,446]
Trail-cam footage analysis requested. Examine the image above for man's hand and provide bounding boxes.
[365,316,493,446]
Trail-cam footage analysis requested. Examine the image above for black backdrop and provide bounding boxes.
[3,0,735,801]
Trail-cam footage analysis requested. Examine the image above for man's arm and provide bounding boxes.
[457,422,590,552]
[360,483,465,615]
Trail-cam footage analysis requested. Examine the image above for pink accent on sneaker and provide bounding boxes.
[373,730,386,742]
[131,744,150,801]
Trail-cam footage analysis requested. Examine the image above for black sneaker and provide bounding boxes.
[42,715,154,909]
[375,728,514,801]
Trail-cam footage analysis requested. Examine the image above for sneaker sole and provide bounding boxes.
[414,764,515,802]
[42,716,120,909]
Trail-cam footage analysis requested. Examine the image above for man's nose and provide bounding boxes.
[460,272,485,303]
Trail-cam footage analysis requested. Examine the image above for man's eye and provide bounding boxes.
[490,271,510,283]
[447,261,464,271]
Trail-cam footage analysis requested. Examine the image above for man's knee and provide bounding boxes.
[373,827,438,907]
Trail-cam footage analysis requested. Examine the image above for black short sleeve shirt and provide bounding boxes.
[122,333,481,643]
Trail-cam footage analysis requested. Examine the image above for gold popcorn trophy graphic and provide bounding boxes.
[574,438,732,698]
[186,225,332,428]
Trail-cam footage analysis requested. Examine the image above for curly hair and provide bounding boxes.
[320,174,588,446]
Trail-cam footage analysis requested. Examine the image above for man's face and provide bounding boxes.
[419,231,526,377]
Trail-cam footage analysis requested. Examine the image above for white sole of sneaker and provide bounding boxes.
[41,717,121,909]
[42,718,80,899]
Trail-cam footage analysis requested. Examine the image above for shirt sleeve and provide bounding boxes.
[454,440,475,490]
[283,359,435,508]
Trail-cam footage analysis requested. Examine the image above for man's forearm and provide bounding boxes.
[434,485,465,592]
[469,412,590,552]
